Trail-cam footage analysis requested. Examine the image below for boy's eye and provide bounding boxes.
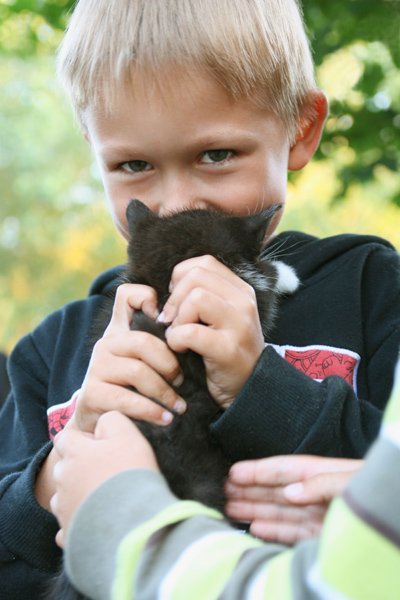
[201,150,234,164]
[120,160,152,173]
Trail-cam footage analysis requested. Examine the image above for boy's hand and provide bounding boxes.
[225,455,363,545]
[72,284,186,433]
[50,411,159,549]
[161,255,265,410]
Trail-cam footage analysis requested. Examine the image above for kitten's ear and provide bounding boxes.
[126,199,154,236]
[245,204,282,250]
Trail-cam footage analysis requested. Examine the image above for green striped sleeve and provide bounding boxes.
[113,501,225,599]
[113,501,270,600]
[315,496,400,600]
[310,357,400,600]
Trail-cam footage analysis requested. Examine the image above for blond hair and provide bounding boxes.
[57,0,316,142]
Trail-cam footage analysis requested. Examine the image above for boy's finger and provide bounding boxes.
[164,264,254,322]
[170,255,250,293]
[76,383,184,432]
[166,322,223,356]
[82,352,186,413]
[100,331,182,386]
[105,283,159,334]
[168,290,228,331]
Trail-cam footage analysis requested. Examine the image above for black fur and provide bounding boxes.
[48,199,286,600]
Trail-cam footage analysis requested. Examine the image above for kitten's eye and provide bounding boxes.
[120,160,152,173]
[201,150,233,164]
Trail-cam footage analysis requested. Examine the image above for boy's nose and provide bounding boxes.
[156,175,207,216]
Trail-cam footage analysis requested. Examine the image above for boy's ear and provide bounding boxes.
[288,90,328,172]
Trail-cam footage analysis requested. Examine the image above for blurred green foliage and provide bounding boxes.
[303,0,400,204]
[0,0,399,352]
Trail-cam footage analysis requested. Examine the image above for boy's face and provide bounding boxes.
[85,70,292,240]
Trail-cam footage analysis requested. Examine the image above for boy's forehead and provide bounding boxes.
[85,67,283,133]
[98,66,231,108]
[85,85,287,162]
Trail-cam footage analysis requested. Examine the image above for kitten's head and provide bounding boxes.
[123,199,298,333]
[125,199,279,281]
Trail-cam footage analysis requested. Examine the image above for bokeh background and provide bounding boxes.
[1,0,400,354]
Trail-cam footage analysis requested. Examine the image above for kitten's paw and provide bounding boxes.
[272,261,299,295]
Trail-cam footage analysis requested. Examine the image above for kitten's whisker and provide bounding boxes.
[261,239,305,261]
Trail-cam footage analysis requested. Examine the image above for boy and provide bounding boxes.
[0,0,399,597]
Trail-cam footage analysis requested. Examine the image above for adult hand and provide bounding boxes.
[50,410,159,549]
[161,255,265,410]
[225,454,364,545]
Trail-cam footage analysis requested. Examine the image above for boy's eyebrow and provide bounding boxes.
[187,130,261,149]
[98,144,146,162]
[98,131,261,161]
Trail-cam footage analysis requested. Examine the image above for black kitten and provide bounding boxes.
[48,199,299,600]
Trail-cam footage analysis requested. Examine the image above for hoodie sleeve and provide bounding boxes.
[0,331,62,597]
[211,243,400,459]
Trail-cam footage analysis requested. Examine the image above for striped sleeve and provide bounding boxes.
[66,359,400,600]
[307,357,400,599]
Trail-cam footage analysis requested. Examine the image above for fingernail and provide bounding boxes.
[161,411,173,424]
[168,281,174,292]
[173,398,186,414]
[284,482,304,498]
[172,372,184,387]
[156,310,166,323]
